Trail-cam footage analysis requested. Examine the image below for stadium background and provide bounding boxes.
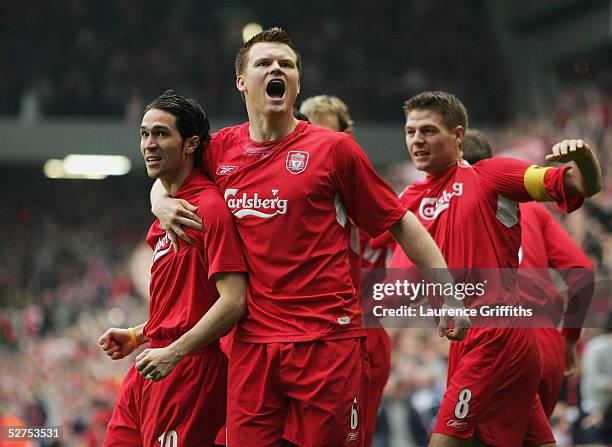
[0,0,610,445]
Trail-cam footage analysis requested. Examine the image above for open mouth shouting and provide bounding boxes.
[265,79,286,101]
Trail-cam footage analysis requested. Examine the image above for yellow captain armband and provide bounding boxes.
[524,165,554,202]
[128,327,139,349]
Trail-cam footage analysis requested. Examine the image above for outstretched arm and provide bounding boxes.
[545,139,601,198]
[390,211,470,341]
[134,272,247,381]
[150,179,204,251]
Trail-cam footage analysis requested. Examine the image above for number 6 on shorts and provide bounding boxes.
[454,388,472,419]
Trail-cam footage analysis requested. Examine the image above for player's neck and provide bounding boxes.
[161,161,194,197]
[248,113,298,142]
[426,160,459,177]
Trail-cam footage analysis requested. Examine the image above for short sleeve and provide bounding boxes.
[197,189,247,279]
[330,136,407,238]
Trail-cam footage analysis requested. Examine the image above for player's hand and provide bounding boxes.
[564,338,578,377]
[135,347,182,382]
[153,197,203,252]
[438,304,470,341]
[99,328,136,360]
[545,139,591,163]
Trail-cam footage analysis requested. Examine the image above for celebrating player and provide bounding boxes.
[100,90,247,446]
[461,128,595,419]
[299,94,392,447]
[381,91,600,446]
[151,29,468,446]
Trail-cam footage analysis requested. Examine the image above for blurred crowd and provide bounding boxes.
[0,169,151,446]
[1,14,611,439]
[2,0,508,123]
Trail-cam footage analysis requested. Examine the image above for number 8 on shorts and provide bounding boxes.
[454,388,472,419]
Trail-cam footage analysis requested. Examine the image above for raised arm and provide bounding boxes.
[134,272,247,381]
[151,178,204,251]
[389,211,470,341]
[545,139,601,198]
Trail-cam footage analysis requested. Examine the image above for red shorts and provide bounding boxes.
[433,328,554,446]
[104,342,227,447]
[534,328,565,418]
[227,337,369,447]
[364,328,391,446]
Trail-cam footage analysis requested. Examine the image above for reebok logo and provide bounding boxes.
[446,419,469,430]
[419,182,463,220]
[216,165,238,176]
[224,188,288,219]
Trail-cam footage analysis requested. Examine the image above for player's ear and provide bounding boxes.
[236,75,246,93]
[344,126,354,137]
[184,136,199,154]
[454,126,464,146]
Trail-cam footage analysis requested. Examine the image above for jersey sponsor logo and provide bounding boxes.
[446,419,469,430]
[419,182,464,220]
[224,188,288,219]
[286,150,309,174]
[152,233,173,263]
[216,165,238,176]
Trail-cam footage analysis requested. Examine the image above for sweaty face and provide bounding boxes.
[404,109,462,175]
[237,42,300,116]
[140,108,190,181]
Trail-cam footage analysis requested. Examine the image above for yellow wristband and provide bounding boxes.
[128,327,138,349]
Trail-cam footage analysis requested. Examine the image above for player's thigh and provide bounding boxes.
[535,328,565,418]
[282,338,369,447]
[435,328,542,445]
[524,394,556,446]
[103,366,143,447]
[227,340,286,447]
[140,350,227,447]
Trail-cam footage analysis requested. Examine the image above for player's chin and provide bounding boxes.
[145,167,161,179]
[412,160,429,172]
[266,103,291,115]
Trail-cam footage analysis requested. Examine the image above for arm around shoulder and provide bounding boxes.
[150,178,204,249]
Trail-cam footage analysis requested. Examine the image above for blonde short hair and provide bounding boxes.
[299,95,354,131]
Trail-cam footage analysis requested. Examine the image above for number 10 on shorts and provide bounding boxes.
[158,429,178,447]
[454,388,472,419]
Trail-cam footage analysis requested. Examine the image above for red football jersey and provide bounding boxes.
[389,158,582,306]
[390,158,581,267]
[205,121,407,342]
[144,170,247,341]
[518,201,593,338]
